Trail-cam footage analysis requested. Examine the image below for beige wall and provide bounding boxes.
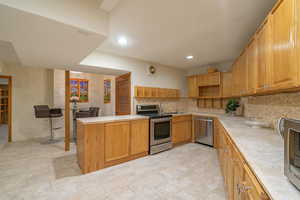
[1,61,54,141]
[80,51,188,113]
[53,69,116,116]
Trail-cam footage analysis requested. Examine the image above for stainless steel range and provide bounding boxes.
[136,105,172,154]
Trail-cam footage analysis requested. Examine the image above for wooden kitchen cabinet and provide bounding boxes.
[233,147,245,200]
[105,122,130,162]
[239,51,248,96]
[242,164,269,200]
[232,61,240,96]
[215,120,271,200]
[198,72,221,87]
[269,0,298,90]
[297,0,300,84]
[131,119,149,155]
[256,18,272,93]
[188,75,198,97]
[172,115,192,145]
[135,86,180,98]
[221,72,233,97]
[247,38,258,95]
[77,119,149,174]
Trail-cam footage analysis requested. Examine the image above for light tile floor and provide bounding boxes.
[0,140,226,200]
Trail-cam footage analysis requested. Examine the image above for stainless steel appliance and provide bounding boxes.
[136,105,172,154]
[278,118,300,190]
[194,116,214,147]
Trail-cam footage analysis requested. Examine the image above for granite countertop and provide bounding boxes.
[77,115,149,124]
[190,112,300,200]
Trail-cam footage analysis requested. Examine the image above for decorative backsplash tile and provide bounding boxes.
[243,92,300,128]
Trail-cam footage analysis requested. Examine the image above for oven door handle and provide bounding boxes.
[151,118,172,123]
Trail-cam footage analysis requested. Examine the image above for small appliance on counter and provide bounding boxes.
[277,118,300,190]
[194,116,214,147]
[136,105,172,155]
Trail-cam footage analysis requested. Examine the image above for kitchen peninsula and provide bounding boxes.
[76,115,149,174]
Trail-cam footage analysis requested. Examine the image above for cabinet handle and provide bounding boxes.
[240,182,252,192]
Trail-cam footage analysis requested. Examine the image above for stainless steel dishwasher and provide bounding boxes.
[194,116,214,146]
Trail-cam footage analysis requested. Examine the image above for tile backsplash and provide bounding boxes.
[242,92,300,128]
[135,91,300,129]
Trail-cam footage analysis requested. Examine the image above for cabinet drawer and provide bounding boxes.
[172,115,192,123]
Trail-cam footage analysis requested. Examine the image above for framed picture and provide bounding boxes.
[70,78,89,102]
[104,79,111,104]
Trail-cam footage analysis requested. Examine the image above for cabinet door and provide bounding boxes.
[232,61,240,96]
[131,120,149,155]
[207,72,221,86]
[233,147,245,200]
[197,74,206,86]
[239,51,248,96]
[184,120,192,141]
[225,138,234,200]
[242,164,270,200]
[172,118,192,144]
[256,19,272,92]
[188,76,198,97]
[172,121,186,144]
[222,72,233,97]
[105,122,130,162]
[247,39,258,95]
[270,0,297,90]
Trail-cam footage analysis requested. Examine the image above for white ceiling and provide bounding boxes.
[98,0,277,69]
[0,3,107,69]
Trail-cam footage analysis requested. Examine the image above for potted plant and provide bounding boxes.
[225,99,240,116]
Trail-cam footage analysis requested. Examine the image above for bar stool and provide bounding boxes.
[33,105,63,144]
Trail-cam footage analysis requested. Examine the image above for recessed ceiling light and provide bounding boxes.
[185,55,194,60]
[118,37,128,46]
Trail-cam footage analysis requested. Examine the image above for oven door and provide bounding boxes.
[150,118,172,145]
[284,119,300,190]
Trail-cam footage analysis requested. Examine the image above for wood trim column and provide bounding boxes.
[8,76,12,142]
[65,71,70,151]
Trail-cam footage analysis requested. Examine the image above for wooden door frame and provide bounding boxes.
[65,71,71,151]
[115,72,131,115]
[0,75,12,142]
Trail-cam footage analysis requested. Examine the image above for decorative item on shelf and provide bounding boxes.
[148,65,156,75]
[207,67,218,73]
[225,99,240,116]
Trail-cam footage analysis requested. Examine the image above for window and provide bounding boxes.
[70,78,89,102]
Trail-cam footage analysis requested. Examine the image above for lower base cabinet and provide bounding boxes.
[216,120,270,200]
[172,115,192,145]
[77,119,149,174]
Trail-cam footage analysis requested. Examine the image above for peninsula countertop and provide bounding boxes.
[77,114,149,124]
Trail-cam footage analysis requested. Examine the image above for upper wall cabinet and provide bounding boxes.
[256,18,272,93]
[187,76,198,98]
[232,52,247,96]
[222,72,233,97]
[269,0,298,90]
[247,38,258,95]
[239,51,248,96]
[135,86,180,98]
[197,72,221,87]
